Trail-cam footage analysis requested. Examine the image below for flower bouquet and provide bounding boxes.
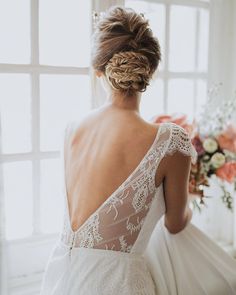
[151,84,236,212]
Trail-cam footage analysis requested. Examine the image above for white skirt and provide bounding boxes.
[40,241,156,295]
[40,216,236,295]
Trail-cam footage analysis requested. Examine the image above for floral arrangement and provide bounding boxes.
[151,84,236,211]
[189,125,236,211]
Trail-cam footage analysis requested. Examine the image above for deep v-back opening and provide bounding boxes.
[63,123,163,235]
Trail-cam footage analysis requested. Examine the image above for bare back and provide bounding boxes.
[64,106,163,232]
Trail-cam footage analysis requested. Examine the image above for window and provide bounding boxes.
[125,0,210,121]
[0,0,92,290]
[1,0,92,239]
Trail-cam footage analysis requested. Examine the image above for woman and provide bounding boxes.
[40,6,236,295]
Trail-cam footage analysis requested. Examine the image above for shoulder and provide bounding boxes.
[63,109,99,139]
[145,122,163,134]
[163,122,197,164]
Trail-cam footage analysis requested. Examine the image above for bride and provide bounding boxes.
[40,6,236,295]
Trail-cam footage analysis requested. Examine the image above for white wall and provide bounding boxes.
[232,0,236,116]
[208,0,236,102]
[203,0,236,251]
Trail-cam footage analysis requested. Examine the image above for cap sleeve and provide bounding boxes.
[165,123,198,164]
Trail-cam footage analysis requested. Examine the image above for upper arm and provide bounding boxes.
[161,151,191,234]
[156,123,197,234]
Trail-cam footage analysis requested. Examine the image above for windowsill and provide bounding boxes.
[6,232,59,246]
[9,272,43,295]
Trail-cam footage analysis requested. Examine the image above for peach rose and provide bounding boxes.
[151,114,196,138]
[216,161,236,183]
[217,124,236,153]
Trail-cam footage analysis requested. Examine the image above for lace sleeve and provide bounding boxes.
[166,123,198,164]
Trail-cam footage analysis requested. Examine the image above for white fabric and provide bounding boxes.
[40,122,236,295]
[144,216,236,295]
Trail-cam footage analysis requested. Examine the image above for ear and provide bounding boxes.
[95,70,103,78]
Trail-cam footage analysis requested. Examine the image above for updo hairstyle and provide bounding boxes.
[91,6,161,96]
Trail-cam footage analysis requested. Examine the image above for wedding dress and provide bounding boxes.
[40,121,236,295]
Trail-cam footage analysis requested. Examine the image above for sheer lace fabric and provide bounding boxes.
[60,122,197,253]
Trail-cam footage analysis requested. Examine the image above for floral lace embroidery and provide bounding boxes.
[105,190,130,220]
[132,183,149,212]
[76,213,103,248]
[119,235,133,252]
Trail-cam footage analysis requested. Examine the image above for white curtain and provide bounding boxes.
[208,0,236,102]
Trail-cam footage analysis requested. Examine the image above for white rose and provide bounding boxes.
[210,152,226,169]
[203,138,218,153]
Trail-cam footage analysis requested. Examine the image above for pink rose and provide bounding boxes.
[151,114,173,123]
[217,124,236,153]
[216,161,236,183]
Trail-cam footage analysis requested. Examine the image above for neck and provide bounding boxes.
[104,91,141,113]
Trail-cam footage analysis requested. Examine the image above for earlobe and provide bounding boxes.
[100,74,110,93]
[95,70,103,78]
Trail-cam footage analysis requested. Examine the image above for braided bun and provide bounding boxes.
[105,51,151,92]
[92,6,161,96]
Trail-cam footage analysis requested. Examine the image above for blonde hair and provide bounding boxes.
[92,6,161,96]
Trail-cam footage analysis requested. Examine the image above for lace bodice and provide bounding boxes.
[60,122,197,255]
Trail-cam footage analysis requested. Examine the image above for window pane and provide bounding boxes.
[0,0,30,63]
[39,0,91,67]
[3,161,33,240]
[40,159,64,233]
[125,1,165,70]
[196,79,207,117]
[0,74,31,154]
[140,78,164,121]
[169,6,196,72]
[125,0,148,12]
[40,74,91,151]
[168,79,194,119]
[198,9,209,72]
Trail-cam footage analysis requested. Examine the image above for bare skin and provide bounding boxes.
[64,72,192,234]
